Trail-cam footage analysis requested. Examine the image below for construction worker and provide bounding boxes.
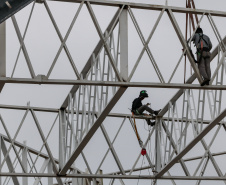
[131,90,160,126]
[190,27,212,86]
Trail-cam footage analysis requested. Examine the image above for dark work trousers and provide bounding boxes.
[197,51,211,81]
[137,105,154,114]
[136,105,154,125]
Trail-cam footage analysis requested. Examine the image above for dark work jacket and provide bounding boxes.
[132,97,142,112]
[191,33,212,51]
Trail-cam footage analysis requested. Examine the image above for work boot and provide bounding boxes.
[154,109,161,115]
[201,79,208,86]
[147,121,155,126]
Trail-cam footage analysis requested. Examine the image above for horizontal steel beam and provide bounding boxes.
[2,78,226,90]
[0,104,58,112]
[109,113,226,124]
[49,0,226,17]
[0,104,225,125]
[1,173,226,180]
[183,151,226,162]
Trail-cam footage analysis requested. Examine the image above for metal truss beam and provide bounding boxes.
[100,125,125,175]
[59,87,127,175]
[184,151,226,162]
[158,35,224,117]
[128,7,165,83]
[0,133,58,162]
[105,150,226,175]
[161,121,190,176]
[2,173,226,181]
[0,104,58,112]
[1,134,84,174]
[2,78,226,90]
[0,137,20,185]
[167,8,202,84]
[30,109,64,185]
[11,15,35,78]
[86,1,123,82]
[0,115,27,174]
[50,0,226,17]
[156,108,226,177]
[1,104,226,126]
[44,0,81,79]
[60,6,122,109]
[2,0,226,183]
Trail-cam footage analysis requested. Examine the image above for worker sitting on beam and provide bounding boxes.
[131,90,160,126]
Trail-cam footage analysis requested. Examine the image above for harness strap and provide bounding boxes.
[201,39,203,51]
[197,34,204,63]
[132,112,141,142]
[198,34,209,50]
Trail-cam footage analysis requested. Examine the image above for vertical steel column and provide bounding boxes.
[97,170,103,185]
[155,117,161,172]
[22,141,28,185]
[0,22,6,91]
[119,7,128,81]
[48,160,53,185]
[59,109,66,169]
[72,169,78,185]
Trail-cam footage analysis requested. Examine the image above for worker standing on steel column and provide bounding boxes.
[131,90,160,126]
[189,27,212,86]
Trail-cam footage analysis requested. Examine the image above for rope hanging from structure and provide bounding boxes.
[184,0,199,83]
[131,112,144,149]
[136,156,145,185]
[129,112,157,174]
[130,113,154,156]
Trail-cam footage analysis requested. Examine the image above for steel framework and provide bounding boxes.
[1,0,226,185]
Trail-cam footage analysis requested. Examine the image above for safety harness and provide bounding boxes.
[197,34,209,63]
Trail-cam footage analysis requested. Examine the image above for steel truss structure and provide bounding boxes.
[1,0,226,184]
